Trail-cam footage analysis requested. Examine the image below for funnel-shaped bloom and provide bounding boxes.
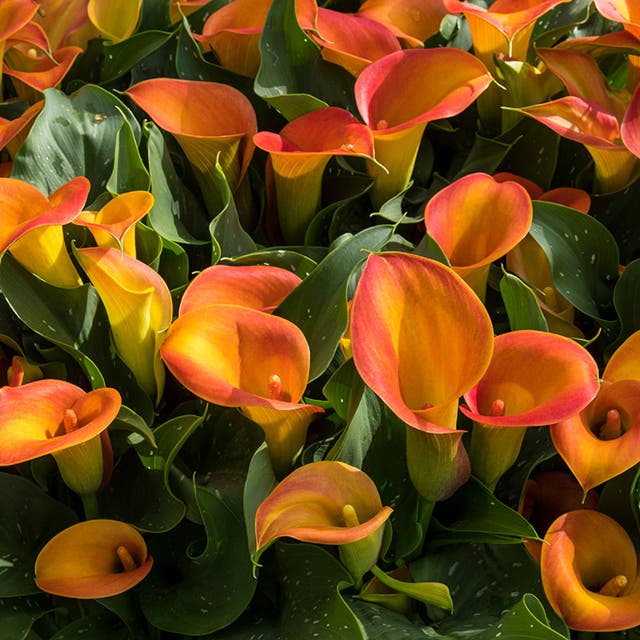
[87,0,141,42]
[30,0,93,51]
[255,461,392,583]
[551,330,640,492]
[75,247,173,403]
[424,172,532,300]
[351,253,494,501]
[541,510,640,631]
[35,519,153,598]
[74,191,154,258]
[125,79,257,215]
[160,304,323,474]
[0,380,120,495]
[517,48,640,193]
[462,330,599,490]
[254,107,375,242]
[178,264,301,316]
[357,0,449,47]
[355,49,492,208]
[0,176,89,288]
[0,0,39,96]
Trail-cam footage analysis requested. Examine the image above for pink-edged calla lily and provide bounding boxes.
[31,0,94,51]
[254,107,375,243]
[160,304,323,475]
[309,8,401,77]
[178,264,301,316]
[255,461,392,584]
[357,0,449,47]
[87,0,142,42]
[125,78,257,216]
[541,510,640,631]
[516,48,640,193]
[424,172,532,300]
[5,354,43,386]
[354,48,492,208]
[74,190,154,258]
[519,471,599,563]
[350,253,494,502]
[0,100,42,157]
[461,330,599,490]
[621,82,640,159]
[551,330,640,492]
[35,519,153,599]
[0,175,89,288]
[75,247,173,404]
[0,380,120,496]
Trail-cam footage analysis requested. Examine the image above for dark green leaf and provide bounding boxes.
[500,271,549,332]
[107,112,150,195]
[50,613,130,640]
[610,258,640,355]
[532,0,593,48]
[323,357,365,422]
[227,248,318,278]
[0,595,58,640]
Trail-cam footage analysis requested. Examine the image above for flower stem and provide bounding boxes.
[81,492,100,520]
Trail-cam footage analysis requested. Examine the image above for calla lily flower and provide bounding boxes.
[75,247,173,404]
[5,354,43,386]
[594,0,640,41]
[354,49,492,208]
[35,519,153,599]
[0,100,43,157]
[125,78,257,216]
[178,264,301,316]
[160,304,323,475]
[0,0,39,95]
[541,510,640,631]
[516,48,640,193]
[31,0,94,51]
[424,172,532,300]
[74,191,154,258]
[551,330,640,492]
[461,330,599,490]
[0,380,120,496]
[255,461,392,583]
[254,107,375,243]
[350,253,494,501]
[0,176,90,288]
[87,0,142,42]
[357,0,449,47]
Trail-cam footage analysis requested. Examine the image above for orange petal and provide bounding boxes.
[87,0,142,42]
[255,461,392,550]
[622,83,640,159]
[0,100,43,154]
[541,510,640,632]
[603,329,640,382]
[35,519,153,599]
[30,0,90,50]
[3,46,83,92]
[0,0,38,42]
[462,330,599,427]
[179,264,301,315]
[594,0,640,41]
[551,379,640,492]
[351,252,493,434]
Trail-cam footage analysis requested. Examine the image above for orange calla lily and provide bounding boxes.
[35,519,153,599]
[0,0,39,96]
[594,0,640,41]
[350,252,494,501]
[461,330,600,490]
[125,78,257,215]
[541,510,640,631]
[255,461,392,582]
[0,175,89,288]
[74,191,154,258]
[178,264,301,316]
[160,304,323,474]
[31,0,93,51]
[87,0,142,42]
[357,0,448,47]
[0,380,120,495]
[551,330,640,492]
[424,172,532,300]
[354,48,492,208]
[254,107,375,243]
[75,247,173,404]
[0,100,43,157]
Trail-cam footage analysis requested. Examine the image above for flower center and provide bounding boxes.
[491,399,505,417]
[375,119,389,130]
[342,504,360,528]
[116,545,139,572]
[267,374,283,401]
[596,409,623,441]
[598,574,628,597]
[63,409,78,434]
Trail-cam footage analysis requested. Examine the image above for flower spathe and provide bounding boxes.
[35,519,153,599]
[0,380,120,495]
[354,48,492,208]
[160,304,323,474]
[541,510,640,631]
[423,172,533,300]
[350,252,494,501]
[75,247,173,404]
[0,175,90,288]
[255,461,392,582]
[87,0,142,42]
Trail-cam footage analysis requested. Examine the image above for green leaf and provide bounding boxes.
[610,258,640,355]
[275,226,394,381]
[49,613,130,640]
[323,357,365,422]
[145,121,210,244]
[0,473,77,596]
[0,595,58,640]
[139,484,256,635]
[254,0,328,120]
[109,405,157,449]
[11,86,140,202]
[454,134,516,178]
[532,0,593,48]
[227,248,318,278]
[529,200,619,324]
[500,270,549,332]
[157,237,190,291]
[107,111,150,195]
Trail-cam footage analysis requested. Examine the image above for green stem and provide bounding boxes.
[80,492,100,520]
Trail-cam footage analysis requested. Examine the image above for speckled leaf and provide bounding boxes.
[500,271,549,332]
[107,112,150,195]
[0,595,59,640]
[610,258,640,355]
[227,249,318,279]
[49,613,130,640]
